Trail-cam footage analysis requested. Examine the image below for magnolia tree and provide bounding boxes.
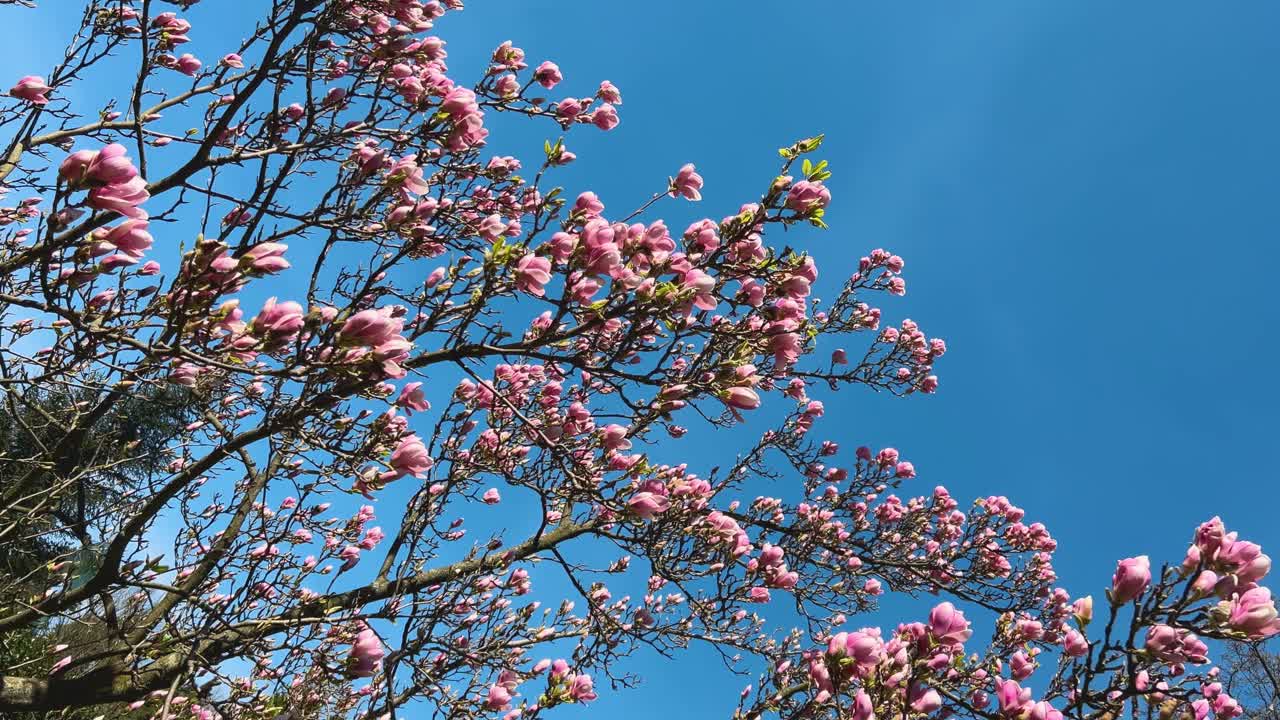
[0,2,1275,719]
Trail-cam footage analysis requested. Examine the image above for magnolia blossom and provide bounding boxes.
[387,435,432,479]
[96,220,153,258]
[175,53,202,76]
[1224,586,1280,638]
[626,491,670,520]
[927,601,971,647]
[339,309,402,346]
[556,97,583,121]
[721,386,760,411]
[242,242,290,273]
[534,60,562,89]
[348,625,384,677]
[786,180,831,213]
[597,80,622,104]
[397,381,430,414]
[485,684,512,711]
[590,103,619,131]
[515,253,552,296]
[1110,555,1151,604]
[670,163,703,201]
[9,75,51,104]
[58,144,150,217]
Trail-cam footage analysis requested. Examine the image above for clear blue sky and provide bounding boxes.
[4,2,1278,716]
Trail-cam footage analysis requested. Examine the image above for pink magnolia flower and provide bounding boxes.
[442,86,480,118]
[1062,628,1089,657]
[242,242,290,273]
[387,154,430,196]
[388,435,432,478]
[252,297,305,341]
[175,53,202,76]
[908,684,941,714]
[1213,694,1243,719]
[1009,650,1035,680]
[97,219,153,258]
[1027,701,1064,720]
[515,254,552,296]
[568,673,596,702]
[100,254,137,271]
[495,73,520,98]
[850,689,874,720]
[85,143,139,184]
[556,97,583,121]
[151,12,191,46]
[626,491,670,520]
[1072,595,1093,626]
[486,684,512,711]
[477,213,506,242]
[339,309,402,347]
[222,53,244,68]
[1225,586,1280,639]
[348,624,384,677]
[681,268,716,310]
[670,163,703,201]
[397,381,430,414]
[483,488,501,504]
[785,180,831,213]
[88,176,150,218]
[492,41,527,70]
[995,679,1032,717]
[597,80,622,104]
[600,424,631,451]
[534,61,562,89]
[1144,624,1194,663]
[590,103,619,131]
[339,545,361,571]
[927,601,972,647]
[359,526,385,551]
[59,149,97,185]
[827,630,884,674]
[1190,569,1219,598]
[721,386,760,411]
[1110,555,1151,605]
[10,76,51,105]
[1219,538,1271,583]
[575,191,604,216]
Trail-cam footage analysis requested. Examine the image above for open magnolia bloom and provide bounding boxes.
[0,2,1271,720]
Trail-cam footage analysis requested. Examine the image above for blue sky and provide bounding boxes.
[3,1,1278,716]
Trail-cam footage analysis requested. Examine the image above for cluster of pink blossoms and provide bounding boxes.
[485,658,597,718]
[58,143,150,219]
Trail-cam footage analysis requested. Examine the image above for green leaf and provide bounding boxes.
[799,134,825,152]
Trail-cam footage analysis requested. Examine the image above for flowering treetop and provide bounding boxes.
[0,2,1273,720]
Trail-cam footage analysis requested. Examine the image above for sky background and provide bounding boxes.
[4,1,1279,717]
